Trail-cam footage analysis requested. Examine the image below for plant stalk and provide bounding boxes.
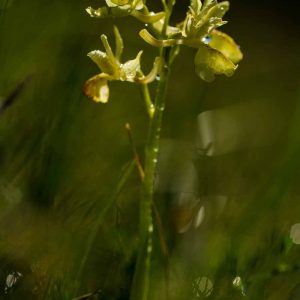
[130,48,171,300]
[131,3,176,299]
[140,83,155,118]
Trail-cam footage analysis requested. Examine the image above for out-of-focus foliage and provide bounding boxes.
[0,0,300,299]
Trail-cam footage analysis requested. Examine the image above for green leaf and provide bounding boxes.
[209,30,243,64]
[194,44,237,82]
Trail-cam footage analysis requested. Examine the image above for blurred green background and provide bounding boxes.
[0,0,300,299]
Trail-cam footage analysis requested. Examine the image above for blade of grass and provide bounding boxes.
[0,75,32,116]
[75,159,135,290]
[125,122,145,181]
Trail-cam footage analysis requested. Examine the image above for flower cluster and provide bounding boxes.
[84,27,161,103]
[84,0,243,103]
[140,0,243,81]
[86,0,165,24]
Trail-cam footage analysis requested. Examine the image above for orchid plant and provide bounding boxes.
[83,0,242,299]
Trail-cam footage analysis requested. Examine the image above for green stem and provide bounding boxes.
[161,0,168,11]
[140,83,155,118]
[131,4,176,300]
[162,0,176,37]
[131,54,170,300]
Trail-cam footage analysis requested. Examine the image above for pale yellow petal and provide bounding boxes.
[133,0,144,10]
[139,29,181,47]
[120,51,143,81]
[135,57,162,84]
[131,10,165,23]
[87,50,112,74]
[209,30,243,64]
[105,0,118,7]
[194,44,237,82]
[110,0,130,5]
[113,26,124,61]
[86,6,109,18]
[84,74,110,103]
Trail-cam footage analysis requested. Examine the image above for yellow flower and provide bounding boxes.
[84,74,110,103]
[140,0,243,82]
[84,27,161,103]
[86,0,164,24]
[194,29,242,82]
[105,0,144,10]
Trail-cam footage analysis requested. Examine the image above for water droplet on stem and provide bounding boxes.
[201,35,212,45]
